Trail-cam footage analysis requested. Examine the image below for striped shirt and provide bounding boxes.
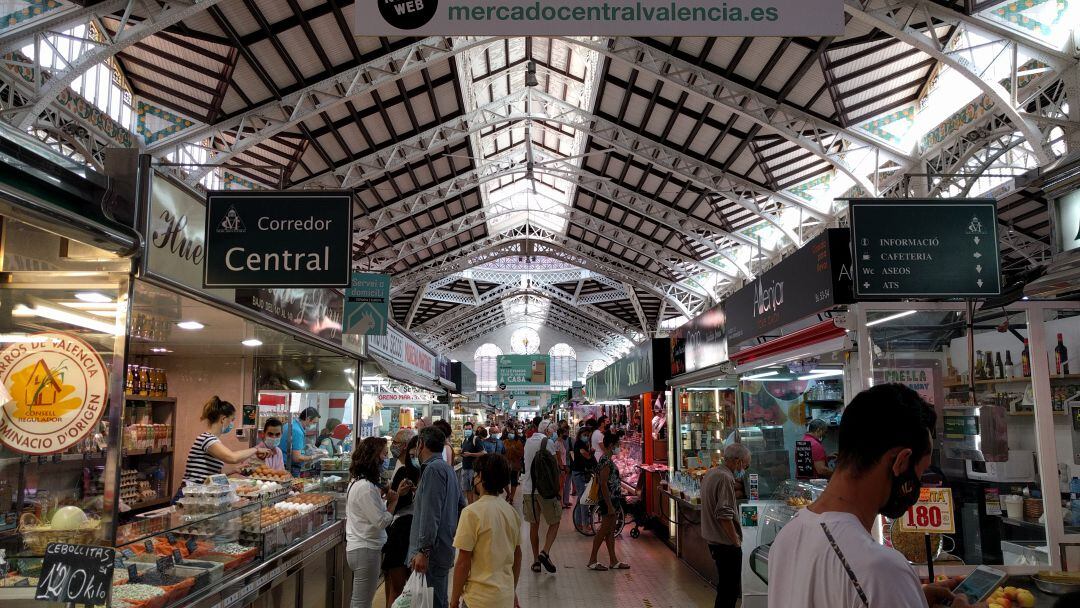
[183,432,224,483]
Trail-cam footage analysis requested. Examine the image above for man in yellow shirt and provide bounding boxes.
[451,453,523,608]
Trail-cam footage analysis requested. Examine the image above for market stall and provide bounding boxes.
[361,324,449,438]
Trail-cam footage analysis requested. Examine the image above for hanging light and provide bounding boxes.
[525,60,539,87]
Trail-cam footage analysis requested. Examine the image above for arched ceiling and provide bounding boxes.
[0,0,1074,356]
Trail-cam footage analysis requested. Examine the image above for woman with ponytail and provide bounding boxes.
[181,396,269,485]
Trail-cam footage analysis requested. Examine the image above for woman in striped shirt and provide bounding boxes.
[182,397,269,486]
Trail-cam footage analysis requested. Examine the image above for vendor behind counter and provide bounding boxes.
[181,396,269,488]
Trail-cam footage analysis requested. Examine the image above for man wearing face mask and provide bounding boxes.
[768,384,971,608]
[701,442,752,608]
[285,407,323,477]
[258,418,285,471]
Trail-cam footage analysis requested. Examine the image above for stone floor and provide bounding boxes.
[371,494,717,608]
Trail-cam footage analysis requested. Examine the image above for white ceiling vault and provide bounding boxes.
[0,0,1075,356]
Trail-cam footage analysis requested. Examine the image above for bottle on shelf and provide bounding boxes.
[1005,351,1016,378]
[985,351,995,379]
[975,351,986,380]
[1022,340,1031,377]
[995,352,1005,380]
[138,366,150,396]
[1055,333,1069,375]
[125,365,135,395]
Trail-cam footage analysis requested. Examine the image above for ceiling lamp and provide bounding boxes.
[525,60,539,87]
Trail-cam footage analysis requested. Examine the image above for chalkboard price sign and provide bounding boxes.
[35,543,115,605]
[795,441,814,479]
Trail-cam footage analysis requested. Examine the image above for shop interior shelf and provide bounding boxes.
[1006,411,1068,416]
[127,496,172,511]
[124,446,174,457]
[943,374,1080,388]
[124,394,178,403]
[116,501,262,547]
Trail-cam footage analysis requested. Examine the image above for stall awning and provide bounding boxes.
[730,320,848,373]
[668,361,734,387]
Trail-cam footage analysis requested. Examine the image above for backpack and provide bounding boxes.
[530,437,561,500]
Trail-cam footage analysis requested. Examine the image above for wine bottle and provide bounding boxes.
[1055,333,1070,375]
[995,352,1005,379]
[1005,351,1015,378]
[986,351,995,379]
[1022,340,1031,377]
[975,350,986,379]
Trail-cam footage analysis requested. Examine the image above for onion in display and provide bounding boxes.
[50,506,88,530]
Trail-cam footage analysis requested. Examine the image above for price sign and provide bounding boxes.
[166,532,177,544]
[156,554,174,574]
[144,540,154,553]
[795,441,814,479]
[187,537,198,554]
[209,474,231,486]
[127,564,139,582]
[172,549,183,564]
[897,488,955,534]
[35,543,116,605]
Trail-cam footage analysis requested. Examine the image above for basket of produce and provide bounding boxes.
[18,509,102,554]
[1034,571,1080,595]
[111,583,168,608]
[202,543,258,571]
[249,466,292,482]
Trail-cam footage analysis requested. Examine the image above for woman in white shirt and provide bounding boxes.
[346,437,412,608]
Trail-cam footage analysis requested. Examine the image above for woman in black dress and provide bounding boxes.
[382,435,421,607]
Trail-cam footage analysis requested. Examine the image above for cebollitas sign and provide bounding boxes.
[354,0,843,36]
[0,333,109,455]
[204,191,352,288]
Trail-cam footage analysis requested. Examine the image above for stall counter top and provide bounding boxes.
[661,487,701,510]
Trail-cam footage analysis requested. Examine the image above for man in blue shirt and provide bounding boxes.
[284,407,321,477]
[409,426,466,608]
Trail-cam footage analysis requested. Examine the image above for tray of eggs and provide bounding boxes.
[248,466,292,482]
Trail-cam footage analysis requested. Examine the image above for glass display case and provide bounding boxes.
[749,479,828,584]
[612,432,644,490]
[674,380,738,473]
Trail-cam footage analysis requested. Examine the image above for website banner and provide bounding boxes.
[354,0,843,36]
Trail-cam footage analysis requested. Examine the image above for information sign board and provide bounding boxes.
[849,199,1001,298]
[35,543,115,605]
[897,488,956,534]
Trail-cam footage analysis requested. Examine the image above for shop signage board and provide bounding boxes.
[897,487,956,534]
[377,393,434,406]
[354,0,843,36]
[35,543,115,605]
[587,338,670,401]
[725,229,853,346]
[368,325,439,378]
[204,191,352,288]
[497,355,549,387]
[670,304,728,376]
[849,199,1001,298]
[1054,188,1080,253]
[452,362,477,395]
[0,332,109,455]
[235,288,343,343]
[344,273,391,336]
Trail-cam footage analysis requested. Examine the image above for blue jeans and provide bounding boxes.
[572,471,590,526]
[427,565,450,608]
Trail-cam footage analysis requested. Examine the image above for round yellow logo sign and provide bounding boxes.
[0,332,110,455]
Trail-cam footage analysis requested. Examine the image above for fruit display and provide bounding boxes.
[988,585,1036,608]
[785,497,811,508]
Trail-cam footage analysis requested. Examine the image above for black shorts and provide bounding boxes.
[509,471,520,486]
[382,514,413,570]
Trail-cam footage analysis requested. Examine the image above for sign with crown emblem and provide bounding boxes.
[849,199,1001,298]
[0,333,110,455]
[204,191,353,288]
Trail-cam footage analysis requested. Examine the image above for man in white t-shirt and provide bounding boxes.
[590,415,609,460]
[768,384,972,608]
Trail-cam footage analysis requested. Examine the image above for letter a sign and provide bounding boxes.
[204,191,353,288]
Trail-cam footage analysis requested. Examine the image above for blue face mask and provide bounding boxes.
[383,456,393,470]
[735,469,746,481]
[264,437,280,449]
[507,434,515,440]
[221,422,234,435]
[410,456,420,468]
[464,429,473,438]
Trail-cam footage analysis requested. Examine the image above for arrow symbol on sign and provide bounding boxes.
[976,264,982,273]
[973,252,982,258]
[974,236,980,245]
[977,279,984,288]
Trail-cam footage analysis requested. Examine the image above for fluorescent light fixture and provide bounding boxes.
[13,304,122,335]
[743,371,780,380]
[150,347,172,353]
[241,339,263,347]
[344,368,355,374]
[798,370,844,380]
[74,292,112,303]
[176,321,204,330]
[0,333,58,343]
[865,310,917,327]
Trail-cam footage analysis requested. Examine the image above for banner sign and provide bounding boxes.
[452,362,477,395]
[587,338,670,401]
[344,273,391,335]
[354,0,844,36]
[725,228,853,346]
[849,199,1000,298]
[377,393,434,406]
[0,333,109,455]
[437,356,453,382]
[497,355,549,387]
[235,288,343,343]
[670,304,728,376]
[204,191,352,288]
[368,326,439,378]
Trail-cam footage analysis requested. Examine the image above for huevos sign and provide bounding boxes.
[0,333,110,455]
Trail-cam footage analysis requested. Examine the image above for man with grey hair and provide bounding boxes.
[522,419,562,574]
[702,442,752,608]
[800,419,833,480]
[408,426,466,608]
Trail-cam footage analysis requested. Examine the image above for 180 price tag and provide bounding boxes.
[897,488,955,534]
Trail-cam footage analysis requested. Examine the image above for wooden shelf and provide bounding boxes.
[943,374,1080,388]
[123,446,173,457]
[126,496,170,511]
[124,395,176,403]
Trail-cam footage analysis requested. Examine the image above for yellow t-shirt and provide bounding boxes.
[452,495,523,608]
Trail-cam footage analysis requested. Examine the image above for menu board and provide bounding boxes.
[795,441,814,479]
[35,543,115,605]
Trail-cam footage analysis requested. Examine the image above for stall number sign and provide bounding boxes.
[897,488,955,534]
[35,543,115,605]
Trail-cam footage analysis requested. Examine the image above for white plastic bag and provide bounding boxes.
[391,570,433,608]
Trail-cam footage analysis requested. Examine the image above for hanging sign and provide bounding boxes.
[368,326,439,378]
[497,355,549,387]
[849,199,1001,298]
[670,305,727,376]
[725,229,853,346]
[0,333,109,455]
[35,543,115,605]
[1054,189,1080,253]
[235,288,343,343]
[204,191,352,288]
[345,272,391,336]
[353,0,844,36]
[897,488,956,534]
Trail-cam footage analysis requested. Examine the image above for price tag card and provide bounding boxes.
[156,555,174,573]
[897,487,956,534]
[144,539,154,553]
[122,548,136,559]
[166,532,177,544]
[127,564,139,582]
[173,549,183,564]
[187,537,198,554]
[35,543,116,605]
[209,474,231,486]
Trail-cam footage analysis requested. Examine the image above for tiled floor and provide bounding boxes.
[371,495,717,608]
